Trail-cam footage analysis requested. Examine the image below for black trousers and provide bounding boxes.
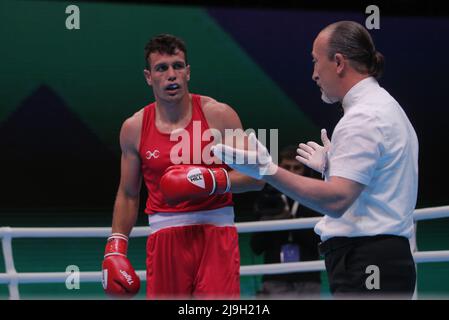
[319,235,416,299]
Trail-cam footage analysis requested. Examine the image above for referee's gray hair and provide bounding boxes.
[323,21,384,79]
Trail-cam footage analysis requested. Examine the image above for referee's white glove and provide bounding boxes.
[212,132,278,180]
[296,129,331,177]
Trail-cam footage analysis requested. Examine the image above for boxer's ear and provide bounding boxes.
[143,69,152,86]
[186,64,191,82]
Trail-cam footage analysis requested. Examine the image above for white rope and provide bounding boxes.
[0,205,448,299]
[0,227,19,299]
[1,250,448,285]
[236,217,319,233]
[413,250,449,263]
[413,205,449,221]
[1,205,448,238]
[241,260,325,275]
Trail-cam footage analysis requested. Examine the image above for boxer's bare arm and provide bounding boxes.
[111,111,143,236]
[203,98,265,193]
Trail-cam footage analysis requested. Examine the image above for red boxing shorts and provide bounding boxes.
[146,207,240,299]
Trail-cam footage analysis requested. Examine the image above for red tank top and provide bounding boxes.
[139,94,233,214]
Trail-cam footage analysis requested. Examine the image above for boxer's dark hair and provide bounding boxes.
[324,21,384,79]
[144,34,188,69]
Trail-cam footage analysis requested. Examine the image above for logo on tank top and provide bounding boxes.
[187,168,205,189]
[146,150,160,159]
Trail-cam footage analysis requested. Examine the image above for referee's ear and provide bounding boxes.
[335,53,345,75]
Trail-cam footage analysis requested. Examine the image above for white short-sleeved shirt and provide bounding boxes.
[314,77,419,241]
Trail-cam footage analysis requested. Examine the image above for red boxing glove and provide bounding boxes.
[160,165,231,206]
[102,233,140,298]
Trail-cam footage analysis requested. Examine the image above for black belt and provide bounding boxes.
[318,234,406,256]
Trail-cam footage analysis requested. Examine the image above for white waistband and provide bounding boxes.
[148,206,235,234]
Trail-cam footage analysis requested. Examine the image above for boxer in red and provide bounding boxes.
[101,34,265,299]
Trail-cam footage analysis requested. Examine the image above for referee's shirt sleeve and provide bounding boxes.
[328,110,383,186]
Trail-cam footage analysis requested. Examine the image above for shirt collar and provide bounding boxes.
[341,76,379,113]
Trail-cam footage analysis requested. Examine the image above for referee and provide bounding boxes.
[213,21,418,299]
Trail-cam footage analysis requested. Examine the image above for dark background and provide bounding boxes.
[0,0,448,300]
[1,0,448,218]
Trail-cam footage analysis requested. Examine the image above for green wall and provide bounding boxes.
[0,0,317,153]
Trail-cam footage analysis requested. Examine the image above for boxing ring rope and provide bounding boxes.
[1,205,449,300]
